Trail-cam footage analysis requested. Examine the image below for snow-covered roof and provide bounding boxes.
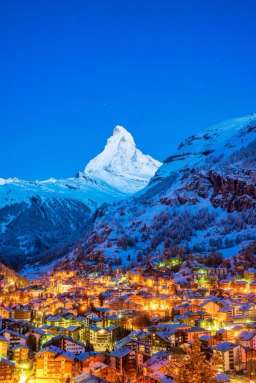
[214,342,237,352]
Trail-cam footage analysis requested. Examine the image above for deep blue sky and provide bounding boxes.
[1,0,256,179]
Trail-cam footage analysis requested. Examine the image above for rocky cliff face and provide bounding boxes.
[182,170,256,211]
[209,171,256,211]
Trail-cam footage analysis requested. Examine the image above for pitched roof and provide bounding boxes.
[238,331,256,341]
[214,342,237,352]
[110,347,132,358]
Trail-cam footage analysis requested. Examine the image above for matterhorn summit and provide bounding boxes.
[0,124,161,271]
[83,125,162,193]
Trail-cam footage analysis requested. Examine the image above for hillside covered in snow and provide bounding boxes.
[61,114,256,275]
[0,126,161,272]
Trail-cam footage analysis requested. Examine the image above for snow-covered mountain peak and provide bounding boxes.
[83,125,162,193]
[0,177,20,186]
[113,124,134,141]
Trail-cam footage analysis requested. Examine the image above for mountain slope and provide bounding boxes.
[0,175,124,211]
[0,126,161,272]
[63,114,256,273]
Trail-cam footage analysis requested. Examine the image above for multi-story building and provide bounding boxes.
[0,335,9,358]
[89,325,117,352]
[0,329,27,349]
[34,346,80,383]
[43,335,85,355]
[12,344,29,363]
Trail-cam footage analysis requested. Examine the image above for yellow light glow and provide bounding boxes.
[150,302,158,310]
[19,373,27,383]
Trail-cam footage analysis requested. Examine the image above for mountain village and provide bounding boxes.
[1,116,256,383]
[0,257,256,382]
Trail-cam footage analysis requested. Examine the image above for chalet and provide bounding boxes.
[238,331,256,350]
[201,298,231,322]
[89,325,117,352]
[137,331,172,356]
[186,326,209,343]
[63,325,83,341]
[214,342,246,372]
[0,329,27,348]
[2,318,30,334]
[43,335,85,355]
[110,346,138,377]
[12,305,33,321]
[201,299,222,316]
[34,346,80,382]
[77,351,105,372]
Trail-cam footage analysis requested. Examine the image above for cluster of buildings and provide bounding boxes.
[0,263,256,382]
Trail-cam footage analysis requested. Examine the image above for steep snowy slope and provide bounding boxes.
[0,176,124,270]
[156,114,256,178]
[0,175,124,210]
[62,114,256,273]
[0,126,161,271]
[84,125,162,193]
[0,176,122,271]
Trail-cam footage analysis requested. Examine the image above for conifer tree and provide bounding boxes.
[165,337,217,383]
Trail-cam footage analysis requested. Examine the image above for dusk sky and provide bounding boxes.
[1,0,256,179]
